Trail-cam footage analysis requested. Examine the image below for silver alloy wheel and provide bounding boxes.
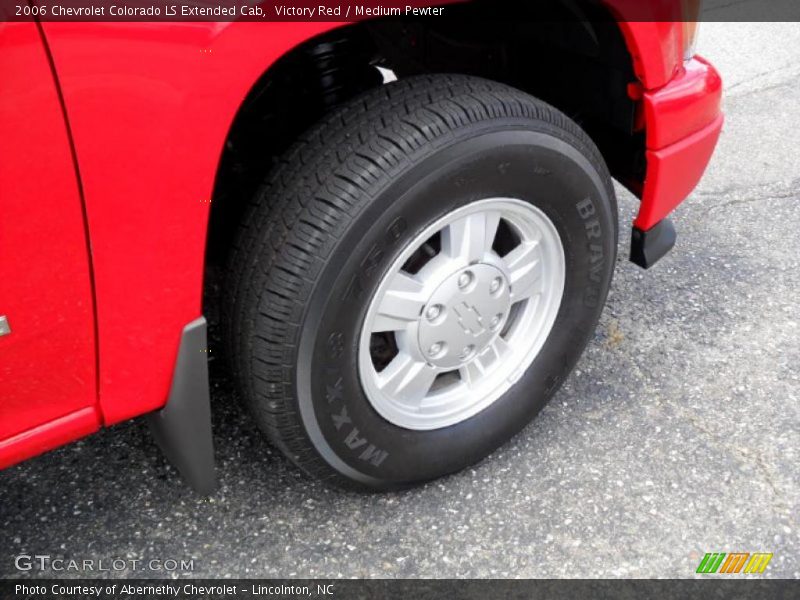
[358,198,566,430]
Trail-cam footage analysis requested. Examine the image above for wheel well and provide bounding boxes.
[205,1,642,277]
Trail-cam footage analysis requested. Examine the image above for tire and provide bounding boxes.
[224,74,617,490]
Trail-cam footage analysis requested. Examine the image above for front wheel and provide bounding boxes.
[224,74,617,490]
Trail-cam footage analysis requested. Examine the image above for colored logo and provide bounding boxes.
[696,552,773,574]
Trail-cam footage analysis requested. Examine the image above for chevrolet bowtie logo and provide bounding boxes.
[452,302,485,336]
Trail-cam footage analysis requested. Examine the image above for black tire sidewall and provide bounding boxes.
[295,123,616,488]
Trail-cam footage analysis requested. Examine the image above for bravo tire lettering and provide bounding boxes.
[575,197,604,308]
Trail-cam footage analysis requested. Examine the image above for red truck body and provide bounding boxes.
[0,3,722,471]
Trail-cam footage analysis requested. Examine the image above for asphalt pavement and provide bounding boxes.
[1,22,798,579]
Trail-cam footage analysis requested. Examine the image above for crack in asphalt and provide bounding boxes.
[728,77,800,100]
[724,61,800,97]
[693,178,800,214]
[705,189,799,213]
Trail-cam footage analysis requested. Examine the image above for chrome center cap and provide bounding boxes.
[418,264,511,369]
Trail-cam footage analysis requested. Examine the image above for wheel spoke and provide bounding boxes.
[459,336,511,387]
[459,357,485,388]
[502,242,543,302]
[441,211,501,264]
[378,353,438,405]
[371,271,427,333]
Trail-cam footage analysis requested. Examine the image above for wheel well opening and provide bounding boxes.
[205,1,643,308]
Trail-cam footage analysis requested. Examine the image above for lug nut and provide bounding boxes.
[426,304,443,321]
[490,314,503,330]
[459,344,475,361]
[490,276,503,294]
[458,271,474,289]
[428,342,446,357]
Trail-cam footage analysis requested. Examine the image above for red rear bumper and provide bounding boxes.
[635,56,723,231]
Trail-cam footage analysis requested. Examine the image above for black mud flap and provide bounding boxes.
[146,317,217,494]
[630,218,677,269]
